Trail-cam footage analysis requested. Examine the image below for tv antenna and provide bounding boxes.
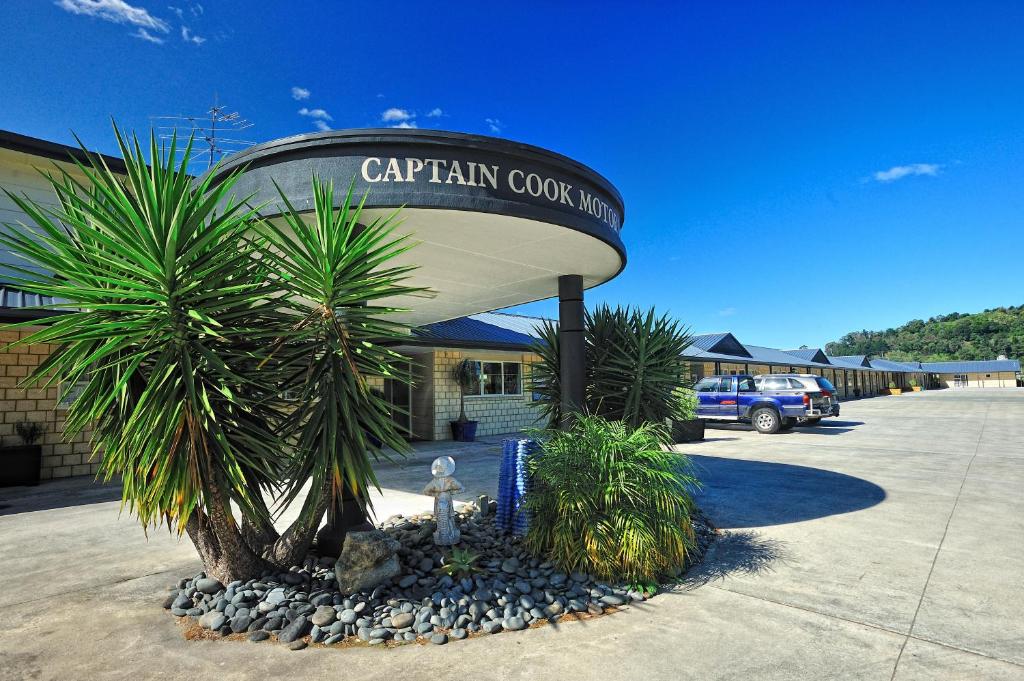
[151,96,255,169]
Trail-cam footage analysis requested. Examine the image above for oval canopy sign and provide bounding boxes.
[208,129,626,260]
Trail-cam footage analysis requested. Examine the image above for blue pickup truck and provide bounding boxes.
[695,374,839,434]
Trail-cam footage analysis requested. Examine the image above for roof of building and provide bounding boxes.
[686,332,751,358]
[827,354,871,368]
[745,344,833,368]
[410,312,547,350]
[920,359,1021,373]
[869,357,925,372]
[784,348,831,364]
[0,129,128,174]
[0,286,68,320]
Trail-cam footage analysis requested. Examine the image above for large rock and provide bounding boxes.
[334,530,402,594]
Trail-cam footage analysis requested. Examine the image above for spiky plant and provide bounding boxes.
[0,128,426,581]
[531,306,695,431]
[522,415,699,583]
[0,127,286,580]
[435,548,482,579]
[586,306,695,429]
[258,178,426,566]
[527,319,561,427]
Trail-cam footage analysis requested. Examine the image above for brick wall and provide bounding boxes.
[0,328,98,480]
[430,349,544,440]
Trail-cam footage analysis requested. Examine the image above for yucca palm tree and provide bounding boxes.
[0,127,424,581]
[530,305,695,431]
[257,179,424,566]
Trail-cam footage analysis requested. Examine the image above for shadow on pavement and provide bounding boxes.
[675,530,789,590]
[0,477,122,515]
[691,455,886,529]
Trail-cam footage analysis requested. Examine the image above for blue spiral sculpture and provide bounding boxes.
[496,437,538,536]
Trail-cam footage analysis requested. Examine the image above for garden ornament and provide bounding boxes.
[423,456,464,545]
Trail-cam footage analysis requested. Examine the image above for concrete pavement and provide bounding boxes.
[0,389,1021,680]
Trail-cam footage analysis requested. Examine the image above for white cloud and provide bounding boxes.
[873,163,941,182]
[291,86,311,101]
[57,0,169,32]
[168,4,183,19]
[426,108,443,118]
[180,25,204,44]
[313,120,331,132]
[381,108,413,122]
[485,118,503,134]
[298,107,333,121]
[717,307,737,317]
[391,121,418,129]
[131,26,164,43]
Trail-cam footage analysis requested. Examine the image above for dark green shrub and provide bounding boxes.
[523,415,699,583]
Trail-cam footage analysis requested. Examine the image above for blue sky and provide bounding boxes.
[2,1,1023,348]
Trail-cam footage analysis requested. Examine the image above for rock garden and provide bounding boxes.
[164,500,717,649]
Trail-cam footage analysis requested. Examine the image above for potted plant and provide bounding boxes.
[669,386,704,443]
[449,359,480,441]
[909,379,922,392]
[888,381,902,396]
[1,421,44,487]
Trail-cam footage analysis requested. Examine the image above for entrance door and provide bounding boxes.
[954,373,968,388]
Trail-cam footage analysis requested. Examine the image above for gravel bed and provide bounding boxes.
[164,504,717,649]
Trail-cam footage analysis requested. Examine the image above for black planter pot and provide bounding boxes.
[671,419,705,444]
[450,420,479,442]
[1,445,42,487]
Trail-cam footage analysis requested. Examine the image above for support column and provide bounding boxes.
[558,274,585,428]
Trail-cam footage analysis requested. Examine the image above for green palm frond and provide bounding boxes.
[0,125,286,533]
[259,177,429,523]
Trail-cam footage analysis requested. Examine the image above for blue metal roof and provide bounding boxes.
[406,314,1017,376]
[827,355,871,369]
[868,357,924,373]
[412,312,546,348]
[920,359,1021,374]
[687,332,752,358]
[784,348,831,364]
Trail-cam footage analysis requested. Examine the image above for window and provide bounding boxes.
[738,376,757,392]
[695,378,720,392]
[719,377,734,392]
[787,378,806,389]
[467,360,523,396]
[763,376,790,391]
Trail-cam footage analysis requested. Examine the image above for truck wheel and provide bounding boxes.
[752,408,781,434]
[781,417,796,430]
[803,417,822,426]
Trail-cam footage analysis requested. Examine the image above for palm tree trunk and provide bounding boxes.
[184,477,271,582]
[264,476,333,567]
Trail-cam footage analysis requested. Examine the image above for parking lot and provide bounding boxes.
[0,389,1021,680]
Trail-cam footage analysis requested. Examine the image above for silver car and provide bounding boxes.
[754,374,841,424]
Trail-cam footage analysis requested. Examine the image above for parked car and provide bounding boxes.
[756,374,841,426]
[694,374,838,434]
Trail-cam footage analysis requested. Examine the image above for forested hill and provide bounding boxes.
[824,306,1024,362]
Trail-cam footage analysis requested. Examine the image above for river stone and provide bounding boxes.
[398,574,418,589]
[503,616,527,631]
[391,612,415,629]
[338,608,358,625]
[288,640,307,651]
[230,615,252,633]
[310,606,336,627]
[195,578,224,595]
[482,620,503,634]
[199,611,226,630]
[248,630,270,642]
[334,530,402,594]
[430,633,448,645]
[277,615,310,643]
[600,594,626,606]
